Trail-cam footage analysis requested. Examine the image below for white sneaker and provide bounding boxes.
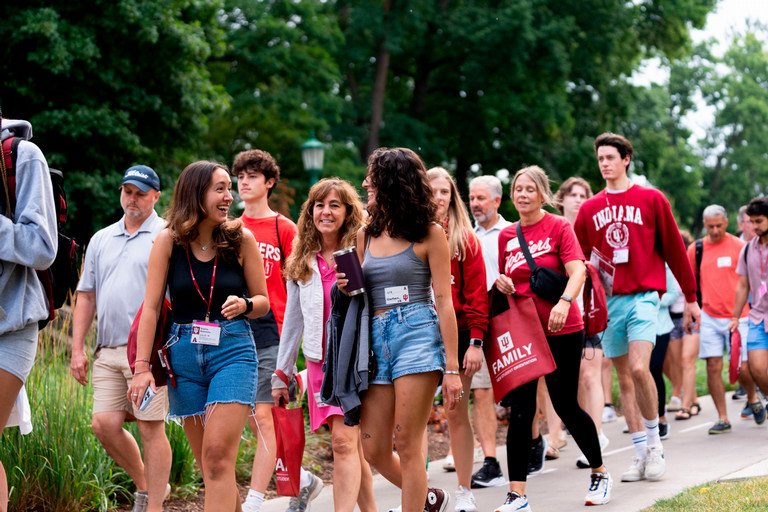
[622,421,629,434]
[454,486,478,512]
[620,457,646,482]
[602,405,618,423]
[644,445,666,481]
[443,455,456,472]
[599,432,610,451]
[286,474,323,512]
[585,472,612,505]
[576,431,611,468]
[666,395,682,412]
[242,503,261,512]
[387,506,401,512]
[494,492,531,512]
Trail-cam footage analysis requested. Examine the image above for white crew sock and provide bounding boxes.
[300,467,313,489]
[244,489,264,509]
[644,415,661,448]
[631,431,647,460]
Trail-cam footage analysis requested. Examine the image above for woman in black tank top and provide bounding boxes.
[337,148,463,512]
[129,161,270,511]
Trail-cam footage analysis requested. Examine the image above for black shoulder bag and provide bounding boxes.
[516,222,569,304]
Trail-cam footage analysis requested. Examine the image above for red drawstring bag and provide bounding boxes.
[729,328,741,385]
[127,298,173,387]
[272,371,306,497]
[483,287,556,402]
[583,263,609,337]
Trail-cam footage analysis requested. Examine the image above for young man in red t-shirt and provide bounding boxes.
[573,133,700,484]
[234,150,317,512]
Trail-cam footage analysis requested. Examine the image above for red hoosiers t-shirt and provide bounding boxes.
[498,213,585,335]
[240,213,297,339]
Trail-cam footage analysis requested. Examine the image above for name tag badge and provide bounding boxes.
[385,285,410,305]
[314,392,329,408]
[760,281,767,301]
[191,321,221,346]
[717,256,732,268]
[612,248,629,264]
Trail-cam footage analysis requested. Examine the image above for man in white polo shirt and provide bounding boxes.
[467,175,512,488]
[70,165,171,512]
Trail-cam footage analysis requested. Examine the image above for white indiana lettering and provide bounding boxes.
[591,205,644,231]
[492,343,534,374]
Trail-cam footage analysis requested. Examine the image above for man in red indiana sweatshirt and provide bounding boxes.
[573,133,700,485]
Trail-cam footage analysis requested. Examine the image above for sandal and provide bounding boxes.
[690,402,702,416]
[545,445,560,460]
[675,408,691,420]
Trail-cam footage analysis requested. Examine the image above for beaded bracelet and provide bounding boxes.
[136,359,150,364]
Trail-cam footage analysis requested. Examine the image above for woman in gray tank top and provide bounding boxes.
[337,148,463,512]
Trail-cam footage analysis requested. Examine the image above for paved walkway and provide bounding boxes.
[261,390,768,511]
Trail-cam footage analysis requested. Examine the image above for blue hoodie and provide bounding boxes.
[0,120,57,335]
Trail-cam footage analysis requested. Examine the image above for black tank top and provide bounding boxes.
[168,244,247,324]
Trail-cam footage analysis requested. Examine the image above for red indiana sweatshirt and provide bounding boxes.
[450,232,489,340]
[573,184,697,303]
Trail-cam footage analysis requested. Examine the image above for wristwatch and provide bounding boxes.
[243,297,253,314]
[560,294,573,303]
[470,338,483,348]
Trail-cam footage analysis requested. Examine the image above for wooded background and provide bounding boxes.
[3,0,767,244]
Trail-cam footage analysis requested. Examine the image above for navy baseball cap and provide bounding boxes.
[121,165,161,192]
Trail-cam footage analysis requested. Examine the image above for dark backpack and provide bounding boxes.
[1,134,80,328]
[583,262,609,337]
[695,238,703,307]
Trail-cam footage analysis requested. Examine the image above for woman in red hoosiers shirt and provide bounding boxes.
[493,166,610,512]
[428,167,489,512]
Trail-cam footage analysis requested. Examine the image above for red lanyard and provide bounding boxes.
[604,183,632,210]
[186,246,217,322]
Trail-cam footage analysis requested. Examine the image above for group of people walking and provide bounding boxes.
[8,118,768,512]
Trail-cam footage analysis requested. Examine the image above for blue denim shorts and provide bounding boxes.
[164,319,258,419]
[603,291,660,358]
[370,302,445,384]
[747,320,768,352]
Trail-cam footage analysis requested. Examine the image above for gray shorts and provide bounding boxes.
[471,353,492,390]
[256,344,278,403]
[0,323,38,383]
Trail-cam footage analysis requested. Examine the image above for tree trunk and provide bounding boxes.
[362,0,392,161]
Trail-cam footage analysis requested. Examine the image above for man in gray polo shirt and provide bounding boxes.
[467,175,512,488]
[70,165,171,512]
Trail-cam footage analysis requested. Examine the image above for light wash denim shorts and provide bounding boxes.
[164,318,258,419]
[603,291,660,358]
[747,320,768,352]
[0,323,38,383]
[370,302,445,384]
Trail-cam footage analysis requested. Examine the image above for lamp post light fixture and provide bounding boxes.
[301,129,325,186]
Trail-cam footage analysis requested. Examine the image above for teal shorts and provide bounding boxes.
[603,291,660,358]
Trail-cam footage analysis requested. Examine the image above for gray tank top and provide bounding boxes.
[363,241,433,311]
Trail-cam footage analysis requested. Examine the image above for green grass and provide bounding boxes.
[1,316,200,511]
[643,476,768,511]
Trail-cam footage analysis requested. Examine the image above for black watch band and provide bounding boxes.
[243,297,253,314]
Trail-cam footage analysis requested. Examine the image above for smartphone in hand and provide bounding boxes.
[139,386,156,411]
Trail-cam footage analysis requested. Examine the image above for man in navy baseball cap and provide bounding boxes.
[121,165,161,192]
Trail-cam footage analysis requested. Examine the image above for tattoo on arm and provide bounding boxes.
[395,424,402,432]
[362,433,371,439]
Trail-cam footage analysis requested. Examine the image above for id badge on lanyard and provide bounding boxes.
[187,246,221,345]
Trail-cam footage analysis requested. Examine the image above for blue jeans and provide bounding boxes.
[165,319,258,419]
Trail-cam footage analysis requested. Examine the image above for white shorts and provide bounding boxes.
[698,310,748,362]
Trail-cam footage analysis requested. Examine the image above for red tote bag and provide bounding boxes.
[271,372,306,497]
[483,287,557,402]
[127,298,173,387]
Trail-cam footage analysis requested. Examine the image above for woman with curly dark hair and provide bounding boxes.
[338,147,462,512]
[129,161,270,511]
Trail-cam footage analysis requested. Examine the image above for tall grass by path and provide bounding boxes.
[1,314,200,511]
